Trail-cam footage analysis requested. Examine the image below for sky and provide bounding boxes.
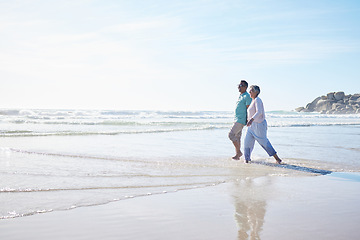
[1,0,360,111]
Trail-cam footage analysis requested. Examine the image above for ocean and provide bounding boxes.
[1,109,360,220]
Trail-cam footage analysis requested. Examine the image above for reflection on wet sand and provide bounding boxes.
[232,177,273,240]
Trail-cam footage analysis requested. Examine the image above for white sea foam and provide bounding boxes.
[0,109,359,137]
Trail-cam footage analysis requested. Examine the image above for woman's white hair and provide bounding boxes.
[250,85,260,95]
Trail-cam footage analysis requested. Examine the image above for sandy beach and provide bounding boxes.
[1,171,359,240]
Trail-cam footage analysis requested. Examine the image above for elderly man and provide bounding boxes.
[228,80,252,160]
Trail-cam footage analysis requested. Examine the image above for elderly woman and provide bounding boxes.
[244,85,282,164]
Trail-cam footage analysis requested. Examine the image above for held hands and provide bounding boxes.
[247,118,254,126]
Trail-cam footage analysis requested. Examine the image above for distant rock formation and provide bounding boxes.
[296,92,360,114]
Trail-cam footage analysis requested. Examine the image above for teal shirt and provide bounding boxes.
[234,92,252,125]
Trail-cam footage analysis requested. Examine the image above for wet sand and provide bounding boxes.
[1,172,360,240]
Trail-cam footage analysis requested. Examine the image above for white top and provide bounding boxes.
[247,97,265,123]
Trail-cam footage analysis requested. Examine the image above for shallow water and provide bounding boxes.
[0,109,359,219]
[1,172,359,240]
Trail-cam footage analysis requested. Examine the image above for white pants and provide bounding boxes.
[244,120,276,161]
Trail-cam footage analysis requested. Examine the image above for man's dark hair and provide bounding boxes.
[240,80,248,88]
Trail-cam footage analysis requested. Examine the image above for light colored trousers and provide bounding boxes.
[228,122,245,143]
[244,120,276,161]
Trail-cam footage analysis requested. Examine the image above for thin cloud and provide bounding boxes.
[103,20,170,33]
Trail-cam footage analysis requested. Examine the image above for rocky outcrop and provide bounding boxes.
[296,92,360,114]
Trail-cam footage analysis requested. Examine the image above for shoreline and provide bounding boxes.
[1,172,359,240]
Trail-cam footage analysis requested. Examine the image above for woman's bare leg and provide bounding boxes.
[273,153,282,164]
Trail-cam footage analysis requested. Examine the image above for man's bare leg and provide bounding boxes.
[232,141,242,160]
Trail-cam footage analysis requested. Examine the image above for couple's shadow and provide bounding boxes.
[252,161,332,175]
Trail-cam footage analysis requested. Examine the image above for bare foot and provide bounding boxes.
[232,152,243,160]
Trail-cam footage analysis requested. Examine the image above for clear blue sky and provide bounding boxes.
[1,0,359,111]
